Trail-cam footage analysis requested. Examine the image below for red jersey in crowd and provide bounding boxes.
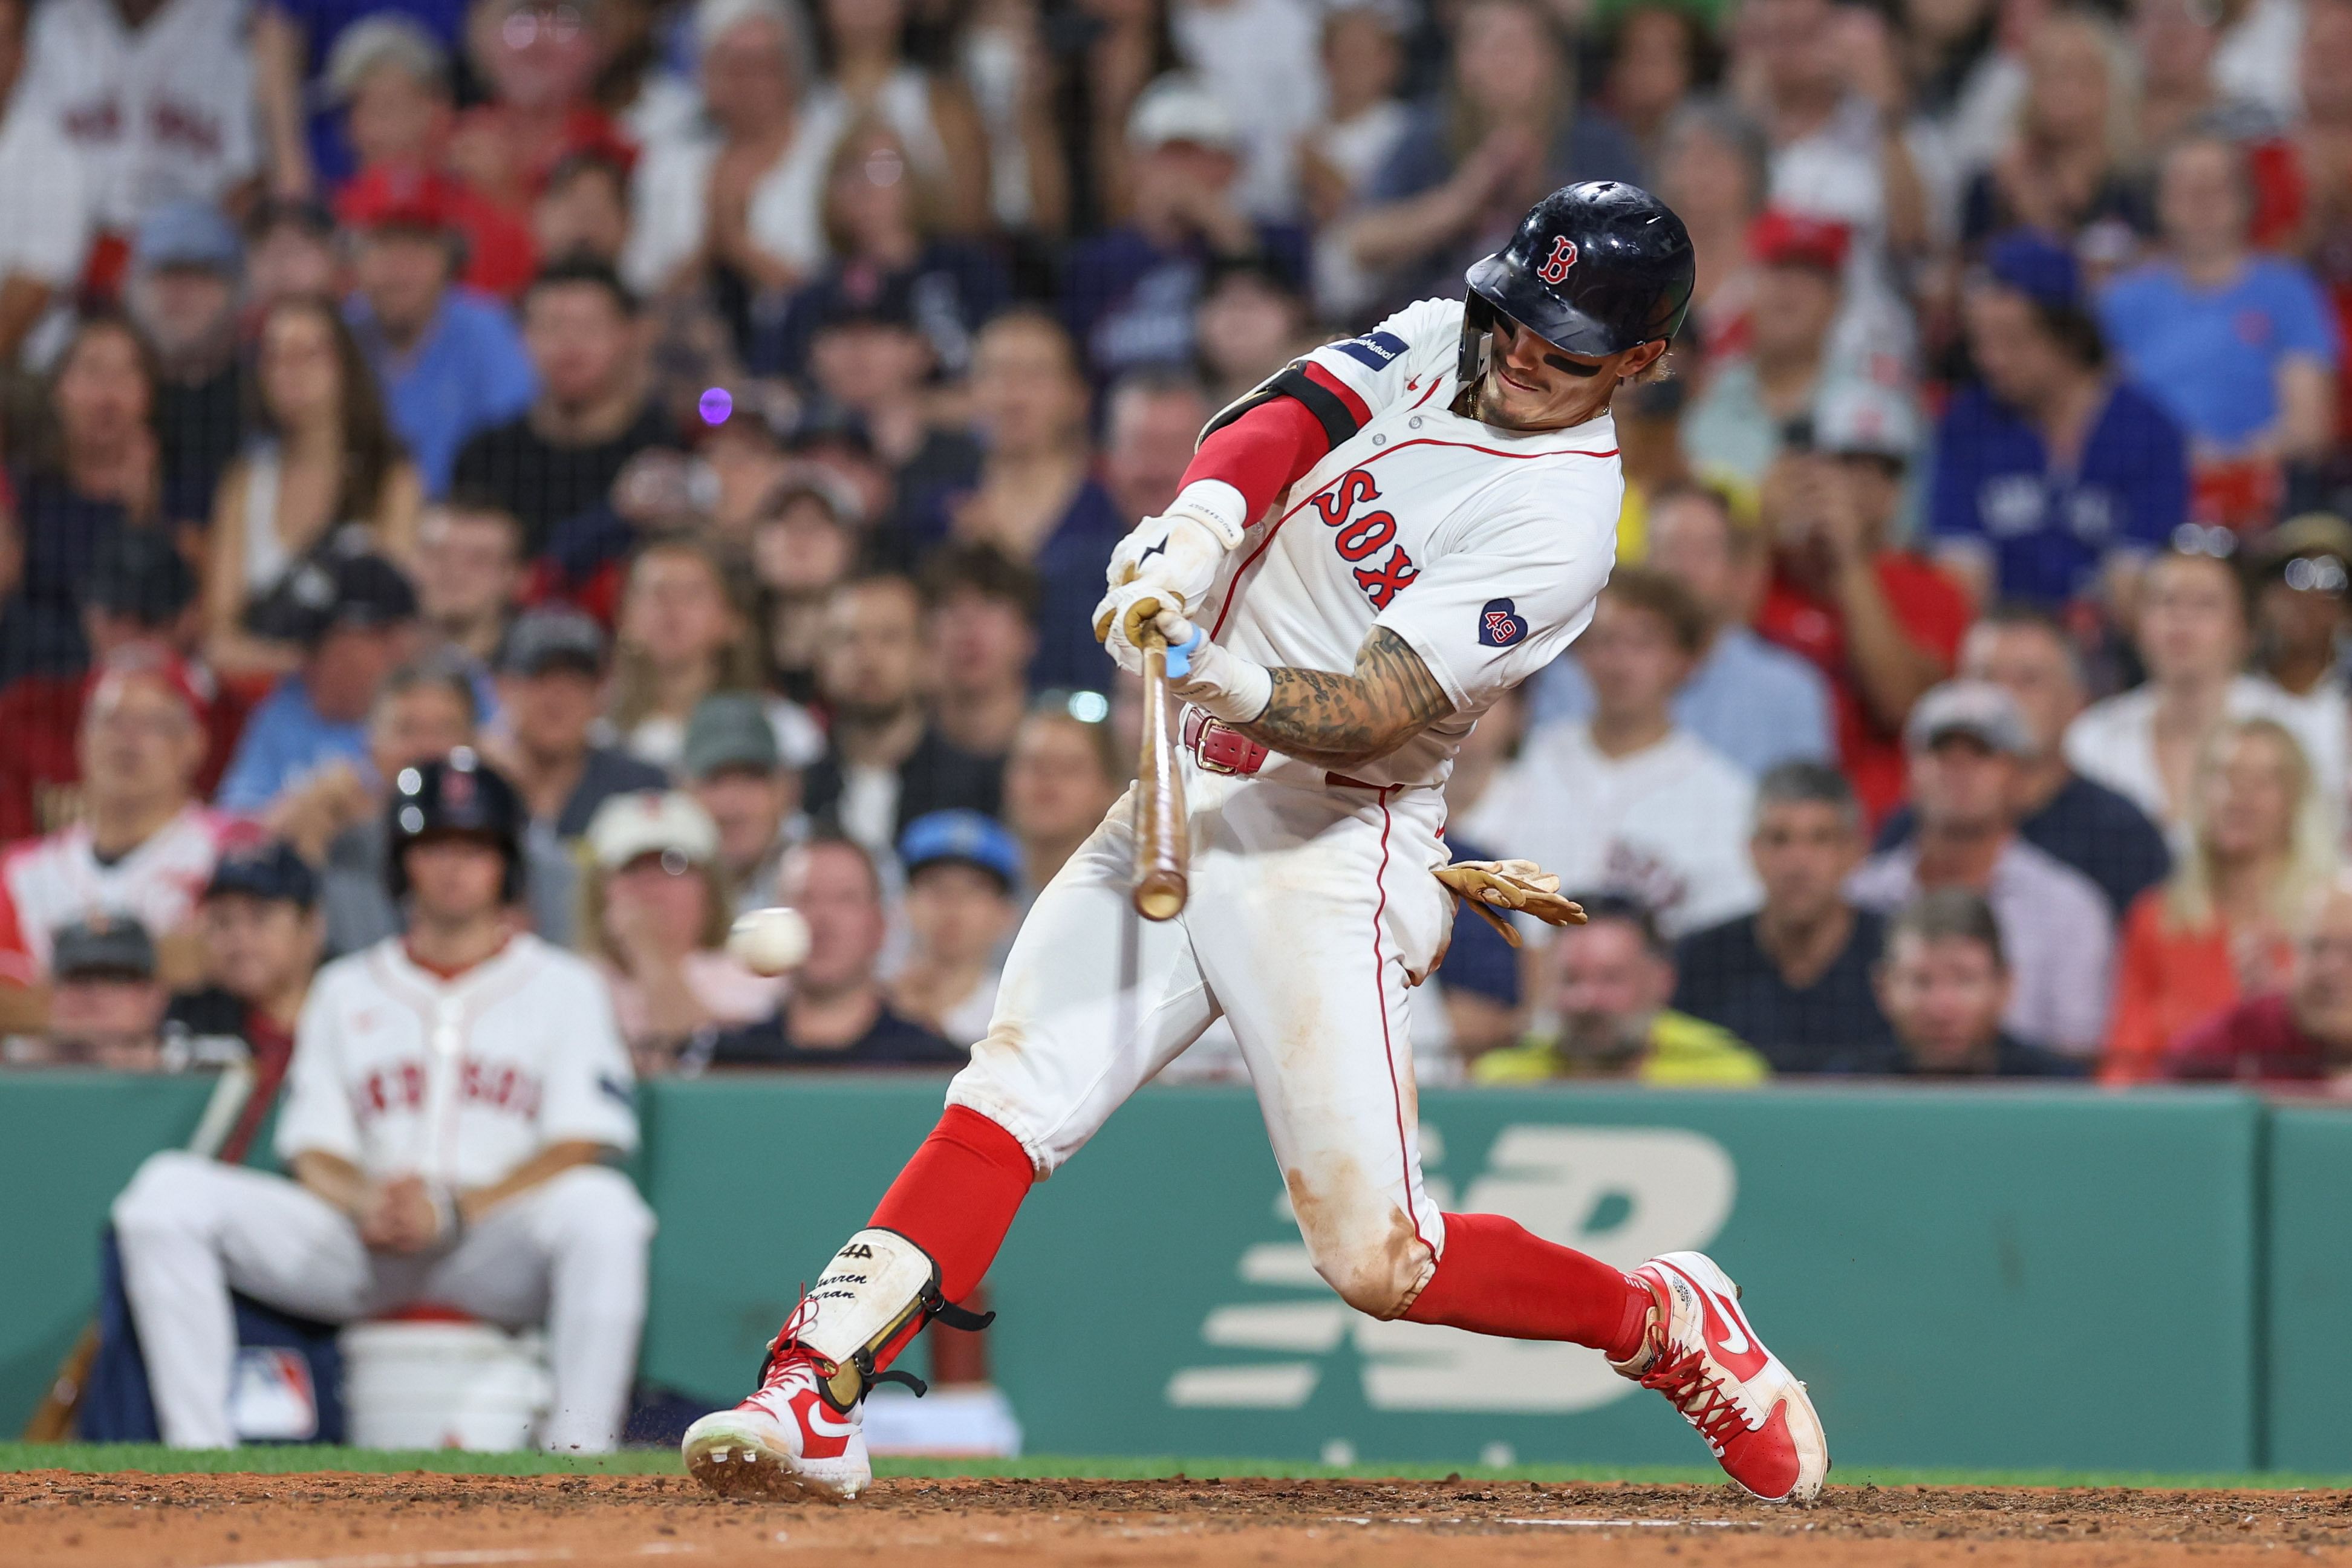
[0,803,230,984]
[1755,553,1973,824]
[2167,992,2352,1085]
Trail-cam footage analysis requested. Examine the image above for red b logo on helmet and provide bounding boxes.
[1536,235,1578,284]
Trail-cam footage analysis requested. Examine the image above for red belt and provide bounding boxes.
[1179,707,1386,791]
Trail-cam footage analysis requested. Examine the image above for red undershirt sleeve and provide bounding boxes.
[1180,362,1373,523]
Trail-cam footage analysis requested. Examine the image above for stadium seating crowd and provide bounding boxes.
[4,0,2352,1090]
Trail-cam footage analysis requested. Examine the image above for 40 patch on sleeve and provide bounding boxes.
[1479,599,1529,646]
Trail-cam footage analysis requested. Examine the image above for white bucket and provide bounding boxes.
[339,1319,553,1451]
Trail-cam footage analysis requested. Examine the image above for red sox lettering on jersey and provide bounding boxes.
[1202,295,1624,793]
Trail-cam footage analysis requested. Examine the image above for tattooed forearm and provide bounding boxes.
[1230,628,1455,767]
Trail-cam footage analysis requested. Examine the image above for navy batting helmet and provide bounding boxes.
[385,748,527,906]
[1459,181,1696,386]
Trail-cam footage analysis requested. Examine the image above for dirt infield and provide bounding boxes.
[10,1469,2352,1567]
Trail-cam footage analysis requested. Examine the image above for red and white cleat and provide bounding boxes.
[1611,1250,1829,1502]
[682,1339,871,1502]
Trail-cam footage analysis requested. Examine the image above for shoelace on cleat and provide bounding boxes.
[1639,1346,1756,1453]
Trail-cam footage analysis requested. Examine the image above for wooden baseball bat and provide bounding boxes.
[1132,628,1190,921]
[20,1058,256,1441]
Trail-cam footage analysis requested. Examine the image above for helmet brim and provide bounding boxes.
[1466,252,1652,359]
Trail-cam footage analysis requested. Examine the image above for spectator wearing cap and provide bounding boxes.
[2101,133,2337,515]
[1003,695,1126,900]
[411,495,525,683]
[162,840,324,1113]
[580,789,784,1076]
[0,651,226,1002]
[1878,889,2087,1078]
[922,311,1124,691]
[1461,570,1762,939]
[711,835,963,1067]
[621,0,819,304]
[125,201,246,521]
[2252,515,2352,744]
[1533,483,1836,778]
[922,543,1041,765]
[301,657,576,955]
[1929,233,2188,610]
[215,553,420,815]
[1754,381,1972,824]
[487,605,667,842]
[452,259,668,560]
[250,5,469,198]
[684,691,804,915]
[0,529,254,842]
[787,273,982,536]
[1060,74,1310,385]
[344,172,539,498]
[2065,548,2344,830]
[243,198,340,322]
[888,810,1020,1049]
[1675,761,1900,1075]
[2168,873,2352,1085]
[1340,1,1640,308]
[1879,606,2171,918]
[1473,893,1770,1085]
[18,0,258,250]
[1103,370,1215,530]
[4,915,169,1070]
[0,0,93,365]
[2106,715,2330,1081]
[759,116,1009,386]
[0,315,168,685]
[1680,209,1895,490]
[1849,680,2116,1056]
[806,572,1002,861]
[318,20,537,299]
[204,294,427,677]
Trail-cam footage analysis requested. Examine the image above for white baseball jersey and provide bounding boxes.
[1204,296,1623,789]
[276,934,639,1191]
[0,804,226,983]
[20,0,259,232]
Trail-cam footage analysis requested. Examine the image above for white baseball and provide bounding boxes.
[728,906,811,975]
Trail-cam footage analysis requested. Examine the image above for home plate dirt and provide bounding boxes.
[10,1471,2352,1567]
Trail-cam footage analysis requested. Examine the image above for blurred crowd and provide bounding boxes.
[5,0,2352,1093]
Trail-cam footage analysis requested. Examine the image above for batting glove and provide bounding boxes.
[1092,479,1249,645]
[1109,603,1273,724]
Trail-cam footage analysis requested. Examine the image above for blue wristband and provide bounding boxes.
[1165,624,1207,679]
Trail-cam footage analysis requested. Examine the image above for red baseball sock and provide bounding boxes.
[868,1106,1037,1303]
[1403,1212,1655,1362]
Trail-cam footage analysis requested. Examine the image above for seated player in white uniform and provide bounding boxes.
[111,750,653,1451]
[682,184,1829,1502]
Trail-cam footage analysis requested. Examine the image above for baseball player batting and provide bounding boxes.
[109,752,653,1450]
[684,182,1828,1502]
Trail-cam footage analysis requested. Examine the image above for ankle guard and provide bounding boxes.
[786,1228,995,1412]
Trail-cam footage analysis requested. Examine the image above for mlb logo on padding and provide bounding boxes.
[1479,598,1528,647]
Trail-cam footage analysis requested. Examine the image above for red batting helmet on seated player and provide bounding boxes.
[1460,181,1697,385]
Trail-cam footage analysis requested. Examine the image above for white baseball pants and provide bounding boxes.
[948,764,1456,1318]
[110,1153,654,1450]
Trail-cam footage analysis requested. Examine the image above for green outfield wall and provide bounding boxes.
[0,1074,2333,1471]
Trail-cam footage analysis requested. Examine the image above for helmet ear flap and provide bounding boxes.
[1457,291,1498,392]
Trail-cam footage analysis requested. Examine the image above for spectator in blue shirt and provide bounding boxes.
[1534,483,1836,776]
[344,175,537,498]
[216,553,420,815]
[1930,231,2187,608]
[1060,75,1309,385]
[2099,133,2337,466]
